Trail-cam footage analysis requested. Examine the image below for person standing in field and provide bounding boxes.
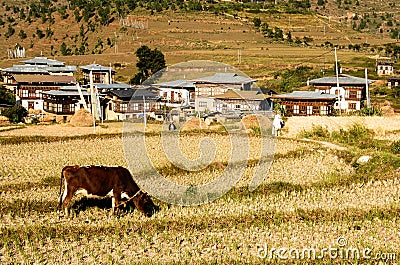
[272,113,283,136]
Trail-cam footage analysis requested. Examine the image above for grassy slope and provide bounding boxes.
[0,1,398,84]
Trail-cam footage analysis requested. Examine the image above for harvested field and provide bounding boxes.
[0,121,399,264]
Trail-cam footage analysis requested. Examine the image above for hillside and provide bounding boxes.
[0,0,399,86]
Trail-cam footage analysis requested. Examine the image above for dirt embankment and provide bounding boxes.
[283,115,400,138]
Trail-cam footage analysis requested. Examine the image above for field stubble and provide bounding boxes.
[0,131,399,264]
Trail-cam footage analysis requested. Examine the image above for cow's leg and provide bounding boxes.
[62,186,76,218]
[112,191,122,216]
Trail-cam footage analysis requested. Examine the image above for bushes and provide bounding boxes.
[390,140,400,154]
[1,105,28,123]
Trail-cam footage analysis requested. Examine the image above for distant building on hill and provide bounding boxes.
[376,59,394,76]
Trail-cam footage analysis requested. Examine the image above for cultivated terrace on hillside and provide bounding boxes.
[0,0,399,58]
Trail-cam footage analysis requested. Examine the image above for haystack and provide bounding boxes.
[69,109,94,127]
[181,117,208,131]
[381,105,395,116]
[241,114,271,130]
[0,115,9,124]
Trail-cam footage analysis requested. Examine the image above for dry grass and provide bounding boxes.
[0,121,399,264]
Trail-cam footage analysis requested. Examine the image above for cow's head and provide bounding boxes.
[133,191,158,217]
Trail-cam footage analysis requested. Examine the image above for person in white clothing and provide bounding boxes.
[272,113,283,136]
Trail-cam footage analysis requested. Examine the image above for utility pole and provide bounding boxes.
[114,32,118,54]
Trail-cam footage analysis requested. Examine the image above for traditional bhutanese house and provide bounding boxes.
[213,89,273,113]
[272,91,337,116]
[80,64,115,85]
[42,86,90,120]
[192,73,256,97]
[12,74,76,111]
[308,74,374,111]
[388,76,400,88]
[376,59,394,76]
[105,87,161,121]
[191,73,256,112]
[152,80,195,108]
[2,57,76,91]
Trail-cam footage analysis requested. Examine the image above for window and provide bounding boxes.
[235,104,241,110]
[320,105,328,115]
[199,101,207,107]
[357,91,362,99]
[57,104,62,113]
[349,91,357,99]
[22,90,28,98]
[349,103,357,110]
[69,104,75,113]
[293,105,299,114]
[36,90,43,99]
[120,103,127,112]
[307,106,313,115]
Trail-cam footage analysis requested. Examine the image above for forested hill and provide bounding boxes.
[0,0,399,59]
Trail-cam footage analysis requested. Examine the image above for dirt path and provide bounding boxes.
[298,138,347,151]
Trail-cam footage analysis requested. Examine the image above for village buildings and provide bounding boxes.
[3,55,399,121]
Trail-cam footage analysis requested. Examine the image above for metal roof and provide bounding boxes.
[153,79,195,88]
[214,89,266,100]
[109,88,160,101]
[272,91,337,100]
[3,64,76,74]
[3,65,50,74]
[309,74,374,85]
[80,64,115,72]
[42,87,90,97]
[94,83,132,90]
[192,73,255,84]
[22,57,65,66]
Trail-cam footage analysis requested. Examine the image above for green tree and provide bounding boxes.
[2,104,28,123]
[130,45,166,85]
[5,24,15,38]
[0,88,16,106]
[253,17,261,28]
[19,29,27,39]
[60,42,71,55]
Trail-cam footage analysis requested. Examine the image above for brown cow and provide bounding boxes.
[59,165,157,218]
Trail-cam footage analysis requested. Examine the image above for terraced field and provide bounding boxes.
[0,122,399,264]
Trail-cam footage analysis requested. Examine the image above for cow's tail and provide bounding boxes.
[58,167,66,210]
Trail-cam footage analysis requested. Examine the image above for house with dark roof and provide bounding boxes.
[42,86,90,121]
[271,91,337,116]
[80,64,115,85]
[308,74,374,111]
[104,87,161,120]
